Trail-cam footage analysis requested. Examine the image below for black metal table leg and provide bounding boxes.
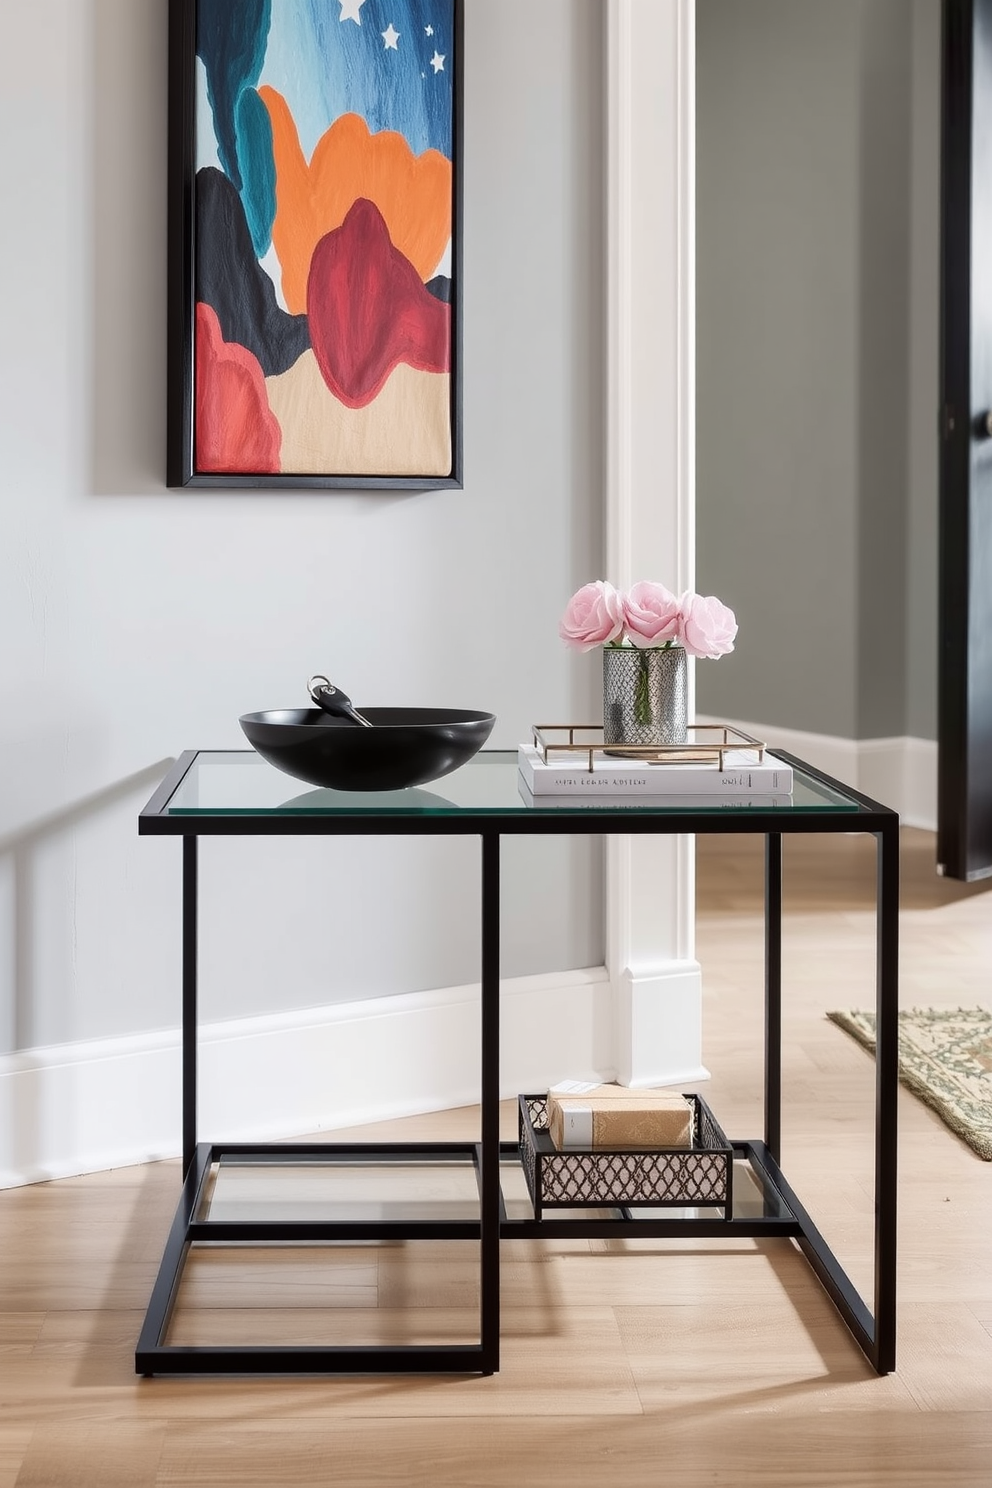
[873,819,900,1373]
[480,829,501,1374]
[182,835,198,1178]
[764,831,783,1161]
[135,1142,213,1371]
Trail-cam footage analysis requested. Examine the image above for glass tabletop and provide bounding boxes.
[148,750,866,819]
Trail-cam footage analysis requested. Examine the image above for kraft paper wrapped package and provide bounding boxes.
[547,1084,693,1151]
[550,1082,684,1103]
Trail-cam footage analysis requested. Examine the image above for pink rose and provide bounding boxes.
[558,580,625,650]
[623,580,682,648]
[679,592,738,658]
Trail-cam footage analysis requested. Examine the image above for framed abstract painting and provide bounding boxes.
[167,0,463,489]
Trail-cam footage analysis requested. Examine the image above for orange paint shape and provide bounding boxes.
[259,90,452,315]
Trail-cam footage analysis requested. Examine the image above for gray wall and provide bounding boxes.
[695,0,941,741]
[0,0,605,1052]
[906,0,942,740]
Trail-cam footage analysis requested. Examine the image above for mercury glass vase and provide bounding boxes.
[602,645,688,747]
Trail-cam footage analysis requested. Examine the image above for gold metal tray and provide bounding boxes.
[529,723,767,772]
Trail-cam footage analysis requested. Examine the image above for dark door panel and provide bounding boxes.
[939,0,992,880]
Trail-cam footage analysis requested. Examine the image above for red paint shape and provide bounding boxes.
[195,302,281,473]
[307,198,450,409]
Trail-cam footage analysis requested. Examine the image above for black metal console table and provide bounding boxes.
[135,749,898,1377]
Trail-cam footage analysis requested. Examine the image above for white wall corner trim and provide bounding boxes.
[605,0,702,1088]
[696,714,937,830]
[0,968,614,1189]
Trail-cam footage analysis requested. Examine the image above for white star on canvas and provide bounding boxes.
[425,23,434,35]
[338,0,366,24]
[430,49,445,73]
[382,23,400,49]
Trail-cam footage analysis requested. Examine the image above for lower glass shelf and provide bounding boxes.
[190,1146,791,1230]
[198,1155,485,1224]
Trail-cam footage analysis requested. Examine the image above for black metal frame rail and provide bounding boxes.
[135,750,898,1378]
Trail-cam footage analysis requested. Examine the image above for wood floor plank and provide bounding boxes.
[0,1430,31,1488]
[162,1306,642,1419]
[13,1422,165,1487]
[895,1303,992,1412]
[165,1305,482,1348]
[171,1248,379,1310]
[524,1236,826,1308]
[616,1299,918,1410]
[0,1317,639,1426]
[155,1420,436,1488]
[154,1411,992,1488]
[0,1263,161,1314]
[0,1316,45,1351]
[32,1310,154,1357]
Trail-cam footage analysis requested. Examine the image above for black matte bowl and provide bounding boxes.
[239,707,496,791]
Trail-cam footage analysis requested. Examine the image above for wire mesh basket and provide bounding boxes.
[518,1092,734,1218]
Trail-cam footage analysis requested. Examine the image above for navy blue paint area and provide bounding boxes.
[351,0,454,153]
[197,0,272,191]
[195,167,310,376]
[425,275,450,304]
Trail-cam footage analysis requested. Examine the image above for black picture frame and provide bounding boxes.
[167,0,463,491]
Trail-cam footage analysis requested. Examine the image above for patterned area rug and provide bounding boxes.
[827,1006,992,1161]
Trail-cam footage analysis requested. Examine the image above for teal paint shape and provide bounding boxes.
[236,88,277,259]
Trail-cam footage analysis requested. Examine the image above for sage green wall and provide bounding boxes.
[695,0,940,742]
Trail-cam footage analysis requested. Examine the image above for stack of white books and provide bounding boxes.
[517,742,793,805]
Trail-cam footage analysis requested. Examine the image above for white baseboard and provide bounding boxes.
[0,967,614,1189]
[613,963,708,1088]
[697,715,937,830]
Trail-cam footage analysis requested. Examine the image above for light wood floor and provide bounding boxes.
[1,828,991,1485]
